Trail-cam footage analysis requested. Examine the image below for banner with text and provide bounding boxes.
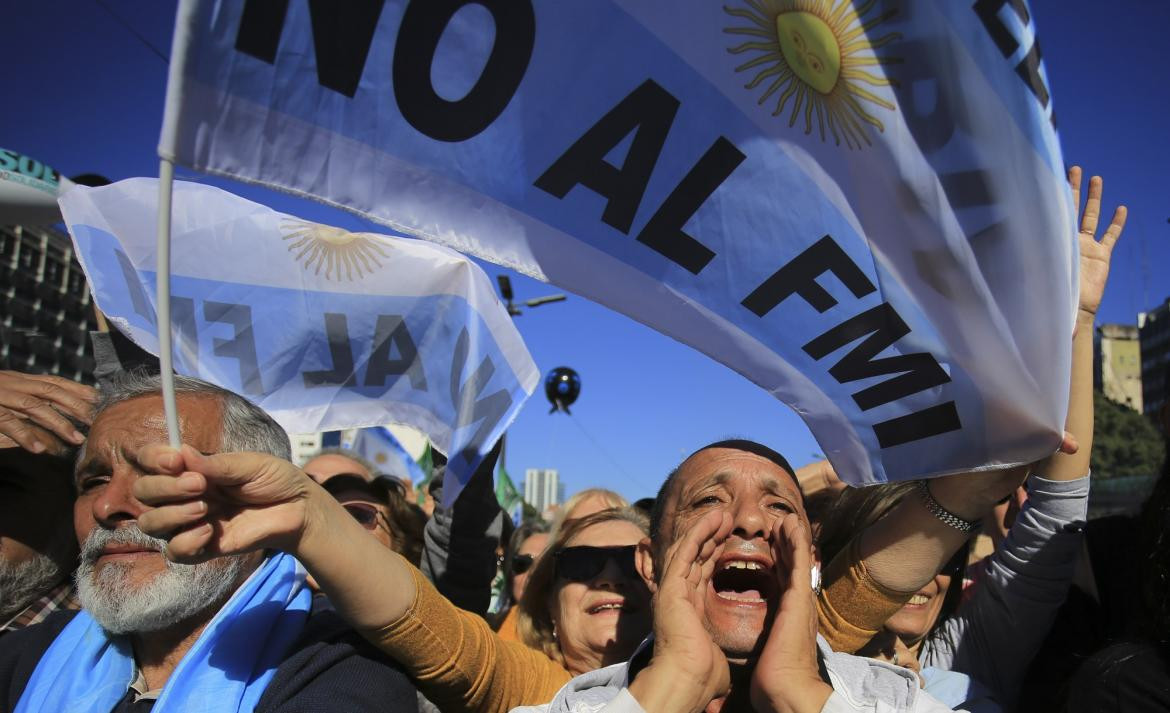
[59,179,538,506]
[161,0,1076,483]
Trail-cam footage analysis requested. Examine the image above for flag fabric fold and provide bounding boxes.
[59,178,538,506]
[159,0,1076,484]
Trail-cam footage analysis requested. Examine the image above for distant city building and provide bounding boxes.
[290,432,324,466]
[524,468,561,514]
[1139,297,1170,417]
[0,223,96,382]
[1096,323,1143,413]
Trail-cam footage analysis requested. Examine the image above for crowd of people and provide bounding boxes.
[0,167,1165,712]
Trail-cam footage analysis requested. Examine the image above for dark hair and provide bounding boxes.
[649,439,799,540]
[322,474,426,566]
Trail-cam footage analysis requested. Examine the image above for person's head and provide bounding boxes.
[645,439,810,664]
[303,448,377,485]
[320,474,426,566]
[0,449,79,621]
[505,521,550,606]
[549,488,628,539]
[817,480,968,651]
[517,508,651,674]
[73,371,288,635]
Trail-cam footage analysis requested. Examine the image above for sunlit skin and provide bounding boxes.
[73,394,263,689]
[884,573,951,660]
[512,532,550,603]
[303,454,373,485]
[655,448,811,664]
[73,395,229,590]
[552,521,652,675]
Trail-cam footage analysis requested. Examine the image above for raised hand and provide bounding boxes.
[795,460,844,498]
[628,510,733,713]
[928,463,1030,523]
[1069,166,1126,320]
[750,513,832,713]
[134,444,320,562]
[0,370,95,454]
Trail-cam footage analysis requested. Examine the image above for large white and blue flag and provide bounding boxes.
[159,0,1076,484]
[58,178,539,505]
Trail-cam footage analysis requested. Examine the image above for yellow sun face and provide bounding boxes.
[724,0,901,149]
[280,219,390,281]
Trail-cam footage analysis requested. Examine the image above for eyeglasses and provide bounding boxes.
[342,502,385,531]
[511,553,536,574]
[554,545,638,582]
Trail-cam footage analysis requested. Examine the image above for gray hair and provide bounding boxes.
[93,371,290,460]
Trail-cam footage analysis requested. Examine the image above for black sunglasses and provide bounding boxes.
[941,546,968,578]
[511,553,536,575]
[554,545,639,582]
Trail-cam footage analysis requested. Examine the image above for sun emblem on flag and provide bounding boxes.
[723,0,901,148]
[280,220,390,281]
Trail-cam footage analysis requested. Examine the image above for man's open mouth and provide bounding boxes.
[710,558,776,604]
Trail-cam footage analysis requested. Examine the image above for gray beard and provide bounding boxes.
[75,525,248,635]
[0,551,67,622]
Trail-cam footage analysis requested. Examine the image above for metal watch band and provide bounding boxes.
[916,480,980,533]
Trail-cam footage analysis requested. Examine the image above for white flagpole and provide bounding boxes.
[156,158,181,448]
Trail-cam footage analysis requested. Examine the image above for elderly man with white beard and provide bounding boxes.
[0,372,419,713]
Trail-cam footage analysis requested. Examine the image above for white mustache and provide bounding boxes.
[80,525,167,564]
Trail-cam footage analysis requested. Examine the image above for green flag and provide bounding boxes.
[495,462,523,512]
[414,442,434,507]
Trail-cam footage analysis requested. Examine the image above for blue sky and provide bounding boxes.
[3,1,1167,501]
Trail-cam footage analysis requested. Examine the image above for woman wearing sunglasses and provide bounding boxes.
[320,474,426,566]
[493,522,550,641]
[514,509,651,673]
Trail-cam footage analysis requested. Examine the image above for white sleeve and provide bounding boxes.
[598,690,648,713]
[819,689,961,712]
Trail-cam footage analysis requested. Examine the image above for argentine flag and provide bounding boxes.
[159,0,1075,485]
[59,179,538,506]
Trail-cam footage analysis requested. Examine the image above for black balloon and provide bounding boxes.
[544,367,580,414]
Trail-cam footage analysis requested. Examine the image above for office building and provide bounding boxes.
[1096,323,1143,412]
[0,223,96,381]
[524,468,561,514]
[1139,297,1170,417]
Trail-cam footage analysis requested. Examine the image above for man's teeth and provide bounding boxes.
[908,594,929,605]
[722,560,764,571]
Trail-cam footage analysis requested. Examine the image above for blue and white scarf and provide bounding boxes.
[15,552,311,713]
